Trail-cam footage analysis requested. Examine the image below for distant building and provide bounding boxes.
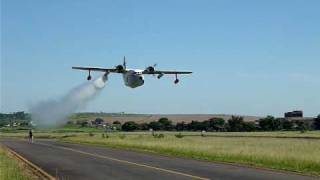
[285,111,303,118]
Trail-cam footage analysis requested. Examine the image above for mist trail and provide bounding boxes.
[30,74,108,127]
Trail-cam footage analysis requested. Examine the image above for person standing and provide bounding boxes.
[28,129,33,143]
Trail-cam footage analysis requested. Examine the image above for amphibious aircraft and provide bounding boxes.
[72,57,193,88]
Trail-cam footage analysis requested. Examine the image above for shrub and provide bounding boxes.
[153,134,165,139]
[148,121,163,131]
[122,121,139,131]
[282,120,294,130]
[89,132,94,137]
[158,118,174,131]
[227,116,245,132]
[208,118,226,131]
[113,121,121,125]
[176,122,187,131]
[243,122,257,132]
[314,115,320,130]
[175,133,184,138]
[259,116,281,131]
[296,121,307,133]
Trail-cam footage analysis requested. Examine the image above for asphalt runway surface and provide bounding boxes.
[0,138,317,180]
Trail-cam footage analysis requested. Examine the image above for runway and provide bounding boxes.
[0,139,316,180]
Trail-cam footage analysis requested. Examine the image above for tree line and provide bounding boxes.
[121,115,320,132]
[0,112,31,127]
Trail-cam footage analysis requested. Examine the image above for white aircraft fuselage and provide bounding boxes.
[122,69,145,88]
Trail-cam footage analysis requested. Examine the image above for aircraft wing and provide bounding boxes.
[142,70,193,75]
[72,67,123,73]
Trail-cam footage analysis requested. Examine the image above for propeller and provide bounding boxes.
[145,63,158,77]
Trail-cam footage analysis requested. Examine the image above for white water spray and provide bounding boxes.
[30,74,108,127]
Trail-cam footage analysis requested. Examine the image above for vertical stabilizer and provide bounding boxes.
[123,56,127,69]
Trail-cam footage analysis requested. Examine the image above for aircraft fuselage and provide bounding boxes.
[122,69,145,88]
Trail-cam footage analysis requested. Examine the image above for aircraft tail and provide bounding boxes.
[123,56,127,69]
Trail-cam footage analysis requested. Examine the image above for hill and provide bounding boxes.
[69,113,261,124]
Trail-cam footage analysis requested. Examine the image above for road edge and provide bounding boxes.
[60,139,319,178]
[1,144,56,180]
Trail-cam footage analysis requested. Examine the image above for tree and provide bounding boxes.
[296,120,307,133]
[139,123,150,131]
[80,121,89,127]
[148,121,163,131]
[187,121,207,131]
[242,122,256,132]
[259,116,281,131]
[208,118,225,131]
[93,118,104,125]
[176,122,187,131]
[19,121,30,127]
[113,121,121,125]
[227,116,245,132]
[122,121,139,131]
[314,115,320,130]
[282,120,294,130]
[158,118,174,131]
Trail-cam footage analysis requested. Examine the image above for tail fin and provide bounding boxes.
[123,56,127,69]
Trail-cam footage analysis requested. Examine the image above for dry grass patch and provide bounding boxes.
[62,134,320,176]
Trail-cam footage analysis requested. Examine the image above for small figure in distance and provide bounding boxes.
[28,129,33,143]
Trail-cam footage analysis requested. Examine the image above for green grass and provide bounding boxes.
[103,131,320,139]
[61,132,320,176]
[0,147,35,180]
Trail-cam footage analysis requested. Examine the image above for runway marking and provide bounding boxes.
[36,141,210,180]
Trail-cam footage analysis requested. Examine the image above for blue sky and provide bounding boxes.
[1,0,320,117]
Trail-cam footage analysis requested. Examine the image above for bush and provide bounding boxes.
[89,132,94,137]
[139,123,150,131]
[314,115,320,130]
[158,118,174,131]
[175,133,184,138]
[176,122,187,131]
[153,134,165,139]
[227,116,245,132]
[296,121,307,133]
[282,120,294,130]
[113,121,122,125]
[188,121,207,131]
[122,121,139,131]
[208,118,225,131]
[148,121,163,131]
[243,122,257,132]
[259,116,281,131]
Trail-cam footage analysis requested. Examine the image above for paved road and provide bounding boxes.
[0,139,317,180]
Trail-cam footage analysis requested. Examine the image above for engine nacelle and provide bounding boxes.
[116,65,124,72]
[174,79,180,84]
[145,66,155,73]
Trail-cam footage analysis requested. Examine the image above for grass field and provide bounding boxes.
[0,146,36,180]
[60,132,320,176]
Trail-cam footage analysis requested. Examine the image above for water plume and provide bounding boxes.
[30,74,108,127]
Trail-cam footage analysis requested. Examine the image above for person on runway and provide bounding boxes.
[28,129,33,143]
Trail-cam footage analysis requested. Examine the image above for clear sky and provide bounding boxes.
[1,0,320,117]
